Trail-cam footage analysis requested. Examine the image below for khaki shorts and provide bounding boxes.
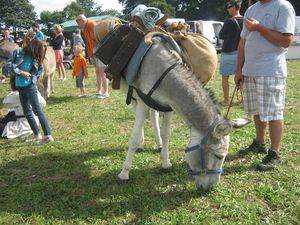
[92,57,106,68]
[243,76,286,122]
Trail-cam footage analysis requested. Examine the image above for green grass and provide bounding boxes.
[0,60,299,225]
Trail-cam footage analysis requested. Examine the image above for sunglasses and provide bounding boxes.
[76,18,82,23]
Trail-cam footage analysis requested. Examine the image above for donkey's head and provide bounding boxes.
[185,119,232,191]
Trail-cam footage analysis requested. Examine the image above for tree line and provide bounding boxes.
[0,0,299,40]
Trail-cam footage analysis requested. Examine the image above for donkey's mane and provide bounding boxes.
[148,41,221,131]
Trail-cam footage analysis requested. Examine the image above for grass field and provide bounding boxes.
[0,59,299,225]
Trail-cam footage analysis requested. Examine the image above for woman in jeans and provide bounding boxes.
[5,38,54,144]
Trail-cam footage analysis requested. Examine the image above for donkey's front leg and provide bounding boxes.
[50,71,55,94]
[118,104,148,180]
[160,112,172,171]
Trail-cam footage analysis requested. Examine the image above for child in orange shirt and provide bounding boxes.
[72,45,88,97]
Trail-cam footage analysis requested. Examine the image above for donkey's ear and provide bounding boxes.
[213,119,232,138]
[230,117,251,129]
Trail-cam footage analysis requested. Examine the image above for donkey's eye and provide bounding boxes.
[214,154,223,160]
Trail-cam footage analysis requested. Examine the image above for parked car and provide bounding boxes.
[186,20,224,52]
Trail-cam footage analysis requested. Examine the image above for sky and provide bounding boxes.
[29,0,124,16]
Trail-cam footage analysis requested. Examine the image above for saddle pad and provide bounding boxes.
[125,40,152,85]
[125,34,181,85]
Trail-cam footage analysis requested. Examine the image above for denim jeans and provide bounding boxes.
[18,84,51,136]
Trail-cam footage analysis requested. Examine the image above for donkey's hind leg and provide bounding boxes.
[118,103,148,180]
[150,109,162,151]
[160,112,172,172]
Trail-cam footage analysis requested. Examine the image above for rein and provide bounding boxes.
[185,117,224,176]
[225,85,243,118]
[126,62,179,112]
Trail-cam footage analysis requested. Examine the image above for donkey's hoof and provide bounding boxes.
[136,147,144,153]
[157,147,162,152]
[160,167,173,173]
[118,173,129,181]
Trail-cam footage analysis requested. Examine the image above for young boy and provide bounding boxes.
[72,45,88,97]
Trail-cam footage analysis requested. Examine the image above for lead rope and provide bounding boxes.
[225,84,243,118]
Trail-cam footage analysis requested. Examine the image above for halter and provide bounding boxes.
[185,117,224,176]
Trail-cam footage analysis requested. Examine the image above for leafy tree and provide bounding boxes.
[119,0,175,17]
[40,10,65,36]
[99,9,122,17]
[0,0,36,40]
[63,2,85,20]
[166,0,226,20]
[40,11,54,34]
[76,0,98,16]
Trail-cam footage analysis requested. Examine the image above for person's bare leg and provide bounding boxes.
[60,63,67,80]
[222,75,230,105]
[95,66,101,95]
[269,120,283,153]
[57,63,62,79]
[254,115,267,144]
[99,67,108,95]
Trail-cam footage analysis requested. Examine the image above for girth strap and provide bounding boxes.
[126,62,179,112]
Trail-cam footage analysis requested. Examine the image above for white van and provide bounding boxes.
[186,20,224,52]
[287,16,300,59]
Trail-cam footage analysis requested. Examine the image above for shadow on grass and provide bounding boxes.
[0,149,203,222]
[46,95,78,105]
[223,164,254,175]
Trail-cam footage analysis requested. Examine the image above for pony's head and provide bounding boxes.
[185,119,231,191]
[22,31,35,48]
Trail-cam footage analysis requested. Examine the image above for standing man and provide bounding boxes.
[235,0,295,171]
[32,22,45,41]
[219,0,243,106]
[76,14,109,99]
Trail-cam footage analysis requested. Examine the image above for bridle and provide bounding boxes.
[185,117,224,176]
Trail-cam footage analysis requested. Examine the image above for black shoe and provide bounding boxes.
[238,139,267,155]
[256,149,282,171]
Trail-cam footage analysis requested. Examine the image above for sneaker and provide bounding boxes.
[256,149,282,171]
[36,134,43,145]
[42,135,54,144]
[98,93,109,99]
[238,139,267,155]
[94,93,101,97]
[26,134,42,143]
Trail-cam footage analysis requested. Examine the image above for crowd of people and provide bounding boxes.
[0,0,297,173]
